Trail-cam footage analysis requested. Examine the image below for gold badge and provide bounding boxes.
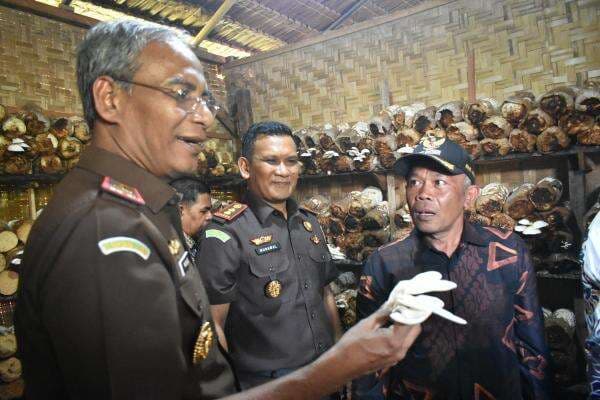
[303,220,313,232]
[421,136,445,149]
[310,235,320,245]
[250,235,273,246]
[265,280,282,298]
[168,239,181,255]
[192,322,213,364]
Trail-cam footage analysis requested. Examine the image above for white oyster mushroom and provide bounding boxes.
[384,271,466,325]
[518,219,532,226]
[530,220,549,229]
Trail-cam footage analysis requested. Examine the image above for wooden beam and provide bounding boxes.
[191,0,237,47]
[224,0,454,69]
[467,49,476,102]
[0,0,97,28]
[324,0,370,31]
[215,108,238,139]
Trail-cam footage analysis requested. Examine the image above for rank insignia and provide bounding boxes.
[100,176,145,205]
[303,220,313,232]
[192,322,213,364]
[310,235,320,245]
[213,202,248,221]
[168,239,181,255]
[250,235,273,246]
[265,279,282,298]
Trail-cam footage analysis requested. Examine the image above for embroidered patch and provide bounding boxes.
[178,251,191,277]
[250,235,272,246]
[255,242,281,255]
[168,239,181,255]
[98,236,150,260]
[205,229,231,243]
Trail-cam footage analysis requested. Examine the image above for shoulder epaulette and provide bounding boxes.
[100,176,145,205]
[213,202,247,222]
[299,206,318,215]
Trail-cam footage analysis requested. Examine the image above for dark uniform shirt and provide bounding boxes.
[354,221,551,400]
[15,147,235,400]
[198,192,339,386]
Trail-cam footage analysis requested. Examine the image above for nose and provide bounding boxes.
[415,181,434,201]
[189,102,215,126]
[275,161,291,176]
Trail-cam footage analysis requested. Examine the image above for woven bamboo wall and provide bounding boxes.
[0,4,230,140]
[225,0,599,127]
[225,0,599,198]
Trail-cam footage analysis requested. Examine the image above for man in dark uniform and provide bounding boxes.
[198,121,343,389]
[171,177,214,261]
[16,19,421,400]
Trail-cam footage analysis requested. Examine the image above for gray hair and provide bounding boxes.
[76,20,189,126]
[463,175,473,191]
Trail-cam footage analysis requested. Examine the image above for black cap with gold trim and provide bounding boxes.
[393,136,475,182]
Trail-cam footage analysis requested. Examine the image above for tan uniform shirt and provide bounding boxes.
[16,147,235,399]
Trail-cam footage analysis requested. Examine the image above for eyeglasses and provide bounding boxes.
[114,79,220,116]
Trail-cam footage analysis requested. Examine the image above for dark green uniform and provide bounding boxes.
[198,192,339,389]
[16,147,235,399]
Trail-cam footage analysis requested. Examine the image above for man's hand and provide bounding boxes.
[222,304,420,400]
[329,306,421,379]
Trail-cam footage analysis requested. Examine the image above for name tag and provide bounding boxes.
[255,242,281,256]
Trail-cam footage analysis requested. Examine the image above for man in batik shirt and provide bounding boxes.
[354,138,550,399]
[583,211,600,397]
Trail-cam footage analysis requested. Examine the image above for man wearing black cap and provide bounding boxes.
[354,136,551,399]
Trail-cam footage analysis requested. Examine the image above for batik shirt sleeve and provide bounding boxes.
[353,251,391,399]
[583,214,600,398]
[513,239,552,399]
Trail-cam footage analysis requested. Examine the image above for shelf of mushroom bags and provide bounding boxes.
[0,104,90,187]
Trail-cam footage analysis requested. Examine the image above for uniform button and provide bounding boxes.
[297,255,301,260]
[310,311,316,319]
[304,281,310,289]
[268,266,274,272]
[318,342,324,351]
[197,301,203,312]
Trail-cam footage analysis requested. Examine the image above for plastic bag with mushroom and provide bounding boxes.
[4,156,31,175]
[70,116,91,143]
[396,127,421,148]
[2,117,26,139]
[529,177,563,212]
[22,110,50,135]
[464,98,499,127]
[435,101,464,129]
[362,203,390,231]
[464,140,482,159]
[538,86,576,118]
[480,116,511,140]
[575,87,600,117]
[301,195,331,216]
[58,136,83,159]
[475,183,510,218]
[577,122,600,145]
[559,111,595,138]
[508,129,537,153]
[536,126,570,154]
[503,183,536,220]
[501,92,535,127]
[413,106,437,134]
[480,137,511,157]
[521,108,554,135]
[446,122,478,147]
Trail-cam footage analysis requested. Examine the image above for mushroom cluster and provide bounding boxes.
[0,104,89,175]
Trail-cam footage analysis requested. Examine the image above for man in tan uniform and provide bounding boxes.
[16,19,420,400]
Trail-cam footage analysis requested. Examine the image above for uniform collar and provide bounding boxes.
[76,146,176,213]
[244,191,300,225]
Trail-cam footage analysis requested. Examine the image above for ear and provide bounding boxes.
[92,76,125,124]
[464,184,480,210]
[238,156,251,179]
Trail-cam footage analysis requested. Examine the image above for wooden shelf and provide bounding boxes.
[473,145,600,165]
[0,173,65,186]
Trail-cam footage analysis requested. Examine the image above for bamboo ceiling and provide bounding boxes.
[43,0,431,58]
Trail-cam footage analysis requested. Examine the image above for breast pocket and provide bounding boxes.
[307,245,333,284]
[245,253,296,312]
